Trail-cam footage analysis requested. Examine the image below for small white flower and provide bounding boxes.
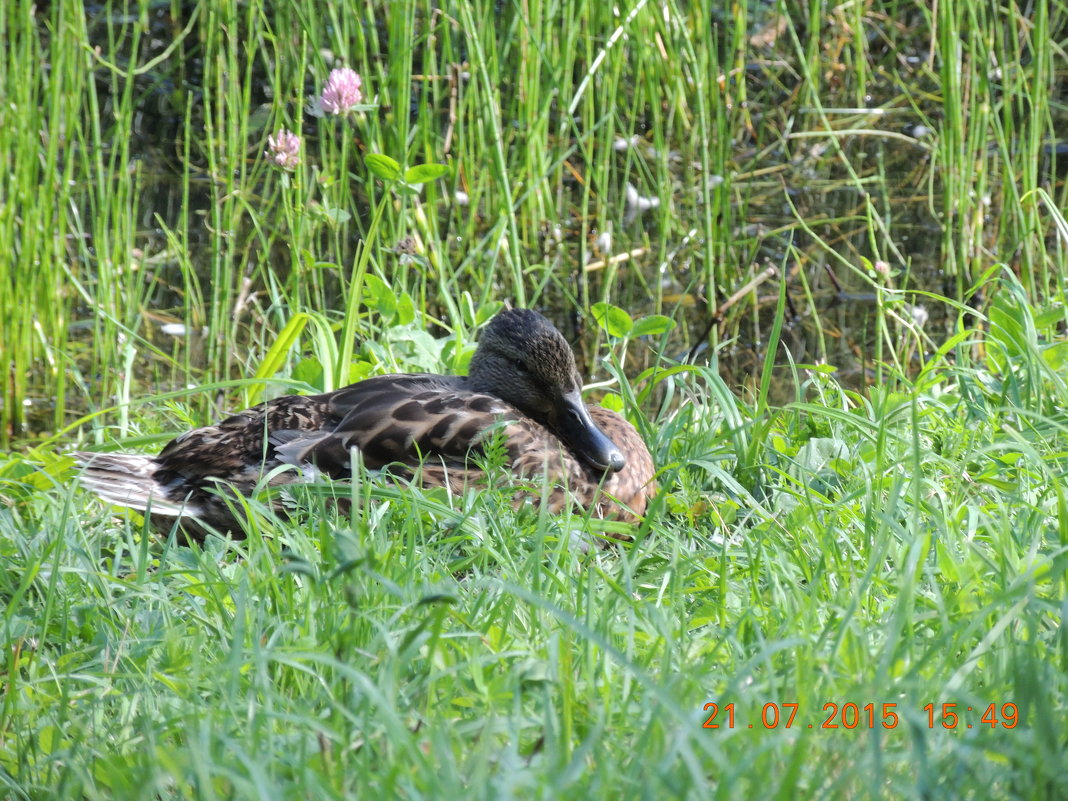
[624,183,659,222]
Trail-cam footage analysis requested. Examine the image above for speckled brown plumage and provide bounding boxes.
[75,309,657,540]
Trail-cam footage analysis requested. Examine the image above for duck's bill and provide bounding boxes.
[557,390,626,473]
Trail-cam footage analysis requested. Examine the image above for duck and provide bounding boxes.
[75,308,657,540]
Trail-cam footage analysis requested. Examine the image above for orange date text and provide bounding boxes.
[701,702,1019,730]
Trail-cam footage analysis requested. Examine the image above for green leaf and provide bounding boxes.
[475,300,504,325]
[396,292,416,325]
[591,302,633,338]
[362,273,383,304]
[444,337,478,375]
[630,314,675,338]
[1042,341,1068,371]
[291,358,325,392]
[1034,306,1064,331]
[362,274,397,321]
[346,360,376,385]
[320,206,351,226]
[403,163,449,184]
[600,391,624,412]
[365,154,401,182]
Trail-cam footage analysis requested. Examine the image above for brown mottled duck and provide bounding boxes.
[75,308,656,539]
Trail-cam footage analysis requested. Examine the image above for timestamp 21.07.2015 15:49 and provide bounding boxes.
[701,701,1020,730]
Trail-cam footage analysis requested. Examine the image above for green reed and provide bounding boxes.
[4,0,1066,443]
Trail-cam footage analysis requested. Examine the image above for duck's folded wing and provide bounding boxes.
[153,393,338,485]
[268,374,517,475]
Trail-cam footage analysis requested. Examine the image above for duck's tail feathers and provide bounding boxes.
[73,452,198,518]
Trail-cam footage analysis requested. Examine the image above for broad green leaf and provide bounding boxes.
[403,163,449,184]
[599,391,624,412]
[631,314,675,338]
[1042,341,1068,371]
[1034,306,1065,330]
[476,300,504,325]
[365,153,401,182]
[363,274,397,320]
[291,358,325,392]
[362,273,384,304]
[396,291,416,325]
[346,360,376,385]
[591,302,633,337]
[319,206,351,226]
[444,339,477,374]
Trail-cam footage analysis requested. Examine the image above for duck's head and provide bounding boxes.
[467,308,626,474]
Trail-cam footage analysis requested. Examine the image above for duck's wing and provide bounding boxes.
[146,373,500,489]
[152,392,341,493]
[75,391,345,531]
[270,374,518,476]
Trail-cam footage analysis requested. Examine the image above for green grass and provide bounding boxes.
[4,291,1068,799]
[2,0,1068,797]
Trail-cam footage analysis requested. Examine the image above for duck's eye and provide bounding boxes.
[513,358,528,373]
